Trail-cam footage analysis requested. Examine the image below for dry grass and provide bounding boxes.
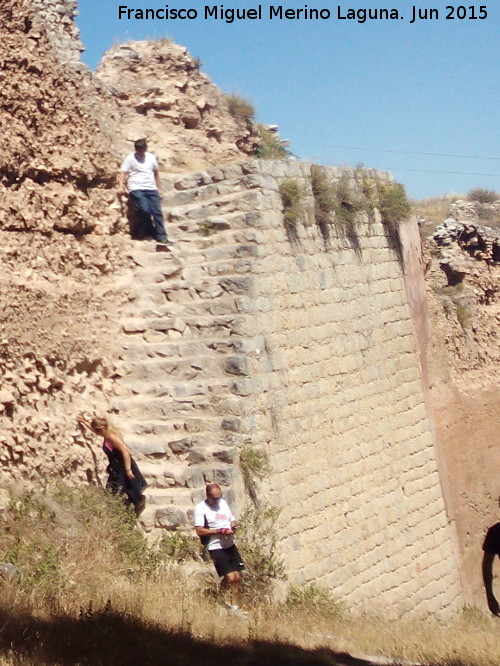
[412,195,461,224]
[412,195,463,239]
[0,485,499,665]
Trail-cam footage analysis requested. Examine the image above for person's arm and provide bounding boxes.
[105,431,135,480]
[195,525,222,538]
[153,168,162,195]
[77,414,92,432]
[118,171,128,194]
[482,551,500,616]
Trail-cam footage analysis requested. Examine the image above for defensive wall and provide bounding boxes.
[32,0,83,63]
[6,0,465,615]
[233,161,463,616]
[111,160,464,617]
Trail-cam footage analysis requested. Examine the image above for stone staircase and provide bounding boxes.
[111,162,275,532]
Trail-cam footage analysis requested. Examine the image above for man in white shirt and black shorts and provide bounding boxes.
[194,483,246,615]
[118,139,173,246]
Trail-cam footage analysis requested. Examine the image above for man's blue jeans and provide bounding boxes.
[129,190,168,241]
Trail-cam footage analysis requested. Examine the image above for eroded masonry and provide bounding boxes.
[0,0,471,618]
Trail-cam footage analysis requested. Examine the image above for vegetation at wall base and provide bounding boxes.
[237,504,286,602]
[0,482,499,665]
[286,583,345,619]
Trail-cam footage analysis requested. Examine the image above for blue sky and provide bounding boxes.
[76,1,499,200]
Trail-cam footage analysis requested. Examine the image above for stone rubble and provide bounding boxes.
[426,218,500,386]
[95,40,261,171]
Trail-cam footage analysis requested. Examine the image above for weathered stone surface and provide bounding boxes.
[168,438,192,454]
[96,41,260,170]
[213,466,235,486]
[224,356,248,376]
[185,467,204,488]
[221,418,241,432]
[130,441,168,458]
[155,507,187,529]
[212,448,237,464]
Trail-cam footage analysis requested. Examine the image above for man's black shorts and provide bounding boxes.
[209,545,245,577]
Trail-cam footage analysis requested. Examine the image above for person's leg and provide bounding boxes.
[129,191,154,237]
[144,191,169,242]
[225,571,242,607]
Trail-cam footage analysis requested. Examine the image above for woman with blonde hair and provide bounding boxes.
[77,414,147,517]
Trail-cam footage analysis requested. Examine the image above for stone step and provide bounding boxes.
[128,229,264,260]
[168,161,258,190]
[121,415,232,436]
[119,355,226,382]
[118,341,252,374]
[146,487,195,505]
[167,189,265,222]
[162,179,247,209]
[126,431,231,462]
[163,176,264,209]
[111,394,223,420]
[121,295,242,323]
[121,312,247,336]
[124,258,254,293]
[121,377,234,401]
[138,461,205,491]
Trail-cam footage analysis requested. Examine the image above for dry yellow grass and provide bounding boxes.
[1,574,499,665]
[1,485,499,665]
[412,195,462,225]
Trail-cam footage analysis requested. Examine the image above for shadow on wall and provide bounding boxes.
[0,606,398,666]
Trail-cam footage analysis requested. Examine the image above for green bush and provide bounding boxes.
[286,583,345,619]
[225,93,255,121]
[279,179,304,242]
[255,124,291,159]
[310,165,336,243]
[239,445,271,504]
[332,175,365,255]
[237,504,285,602]
[156,532,200,563]
[310,167,366,253]
[376,182,411,263]
[467,188,498,204]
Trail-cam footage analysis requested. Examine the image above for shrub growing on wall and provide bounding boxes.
[279,179,304,243]
[256,124,291,159]
[310,164,336,245]
[376,181,411,263]
[225,93,255,121]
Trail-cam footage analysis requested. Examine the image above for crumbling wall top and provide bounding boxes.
[32,0,83,63]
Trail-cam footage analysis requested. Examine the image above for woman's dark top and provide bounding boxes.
[103,438,147,506]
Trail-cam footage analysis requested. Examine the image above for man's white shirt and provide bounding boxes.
[194,498,236,551]
[120,152,159,191]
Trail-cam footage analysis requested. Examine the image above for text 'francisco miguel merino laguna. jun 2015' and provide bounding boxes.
[117,4,489,24]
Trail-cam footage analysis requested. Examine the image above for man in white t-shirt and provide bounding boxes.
[194,483,246,614]
[118,139,173,245]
